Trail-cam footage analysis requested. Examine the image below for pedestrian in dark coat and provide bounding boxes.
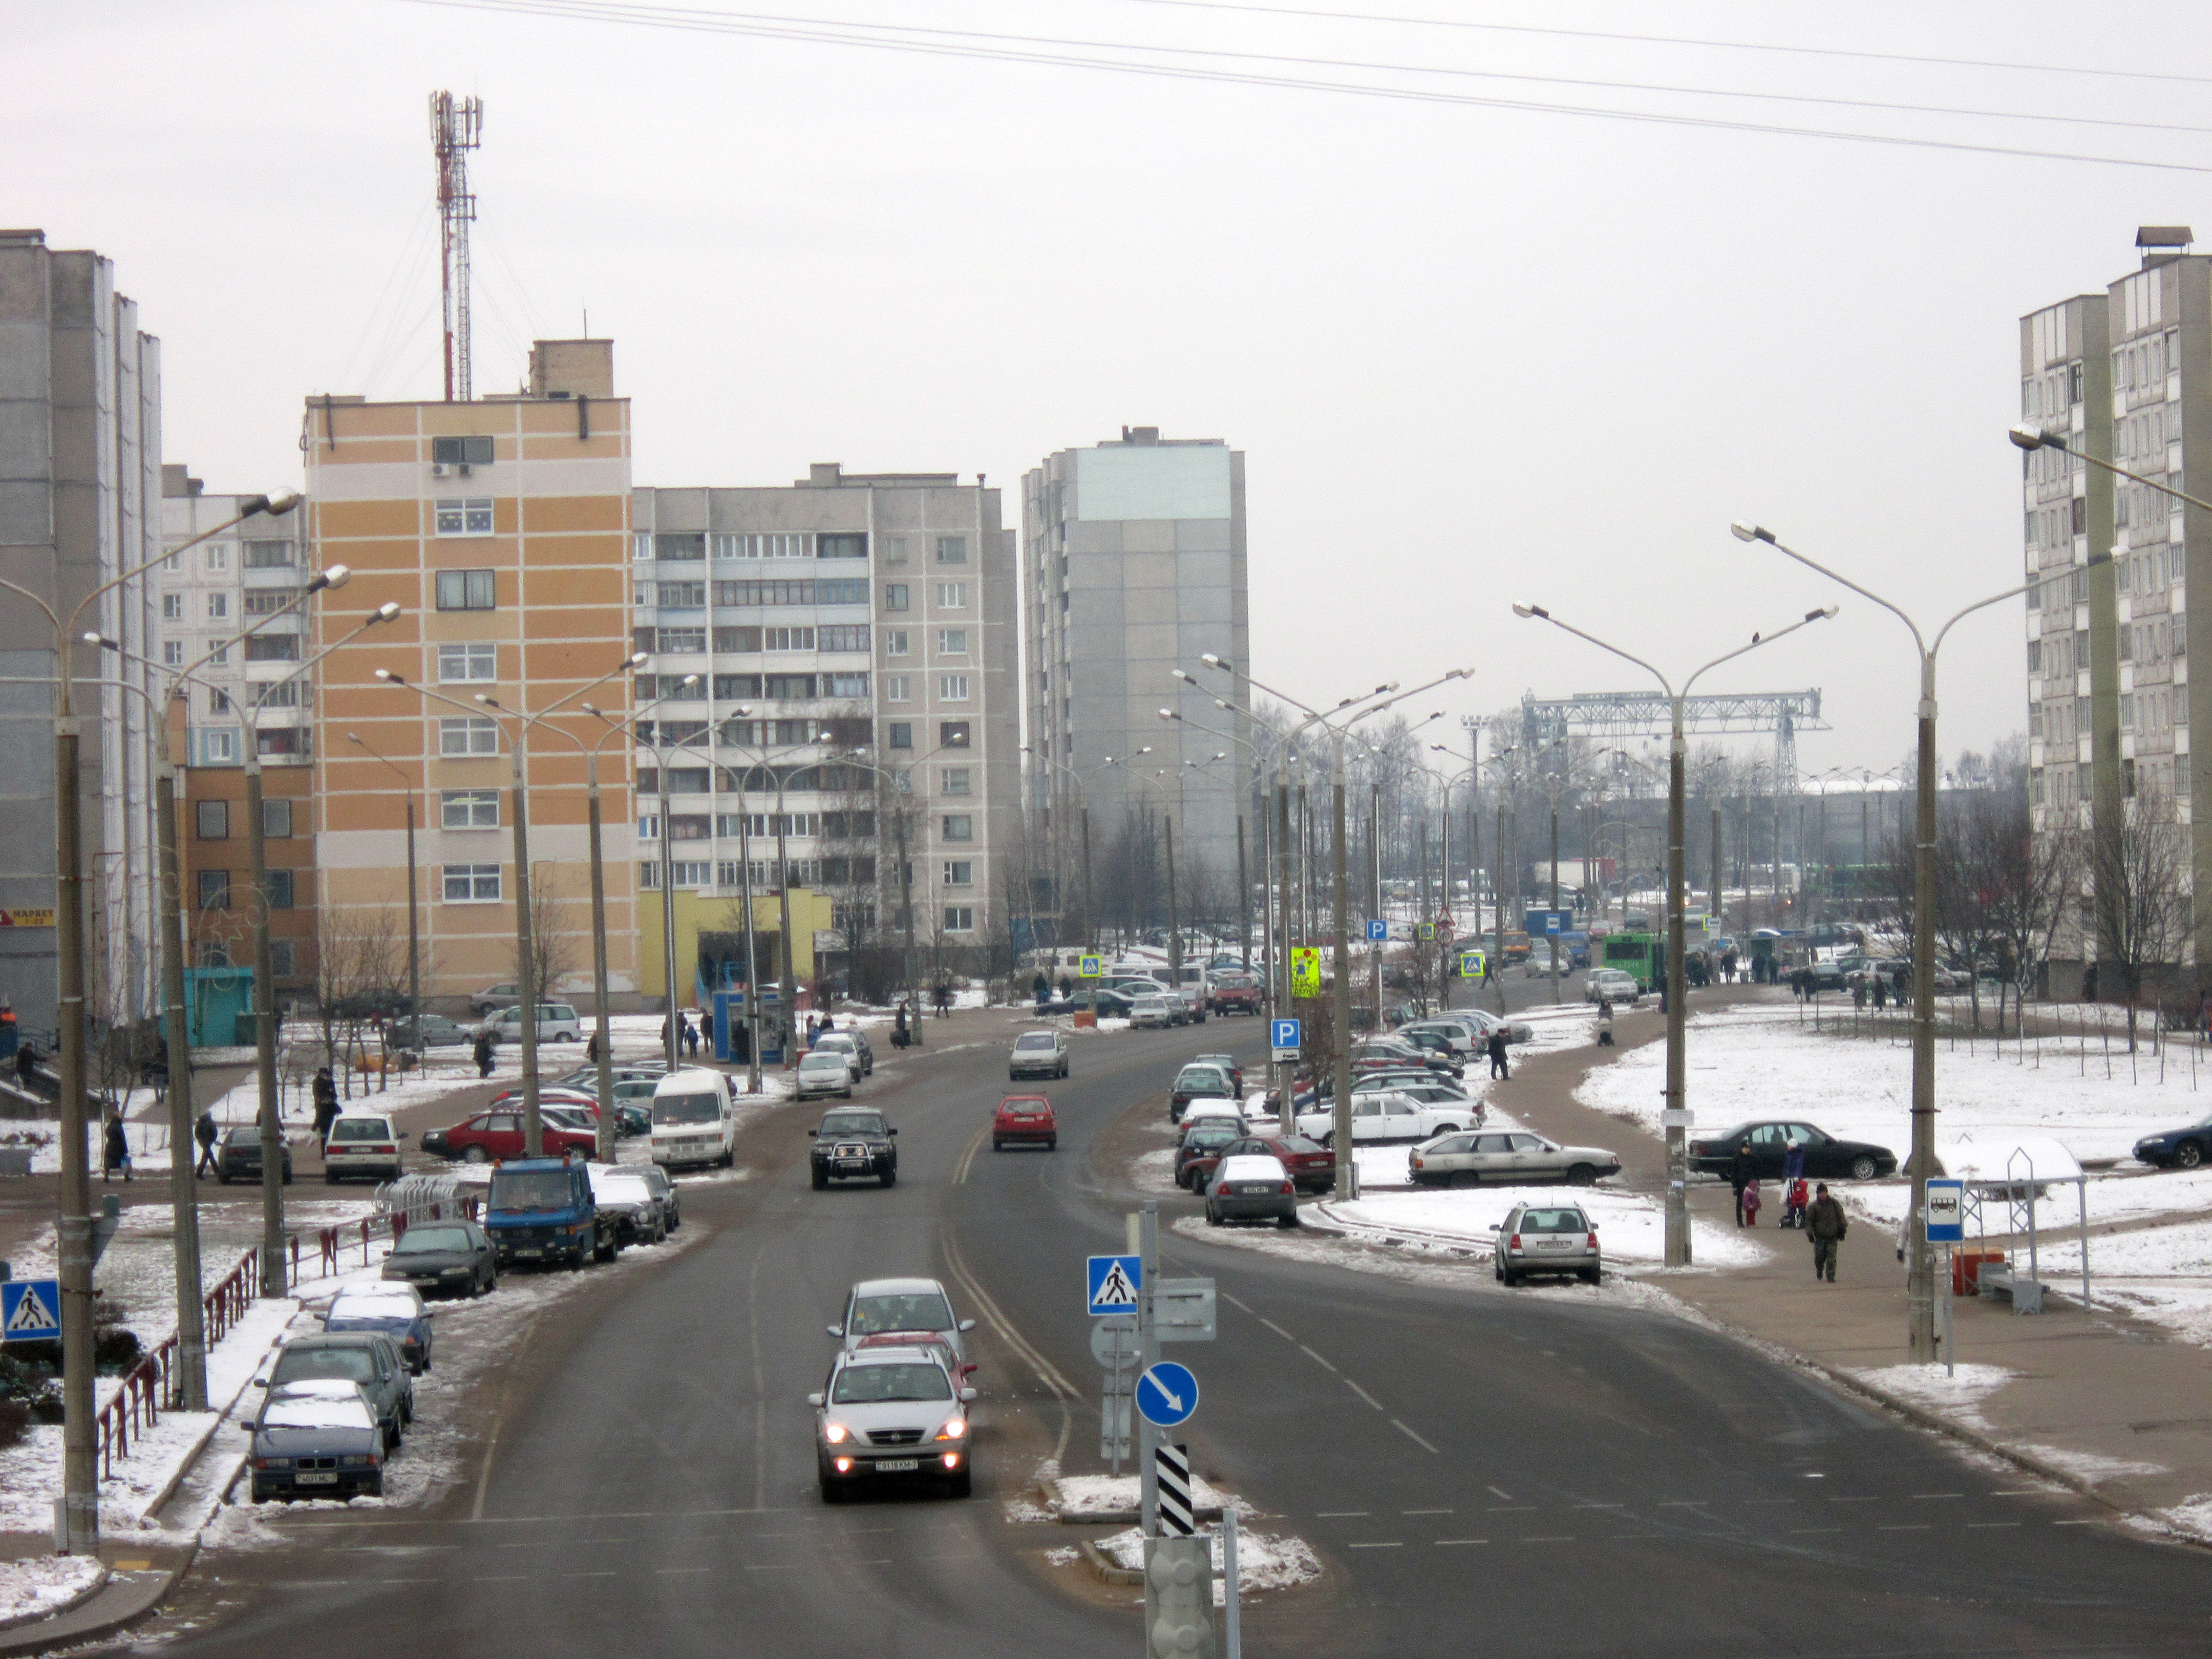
[1486,1030,1509,1080]
[312,1068,340,1143]
[1729,1140,1757,1226]
[195,1108,220,1178]
[102,1111,132,1182]
[473,1030,496,1079]
[892,1003,910,1048]
[1806,1183,1848,1281]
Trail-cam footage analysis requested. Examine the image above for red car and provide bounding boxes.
[1209,973,1261,1015]
[992,1094,1058,1152]
[488,1087,601,1115]
[1218,1133,1335,1194]
[422,1110,596,1165]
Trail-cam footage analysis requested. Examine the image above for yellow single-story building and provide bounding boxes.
[637,885,836,1008]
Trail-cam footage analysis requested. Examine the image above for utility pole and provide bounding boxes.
[1165,817,1179,993]
[153,746,207,1410]
[1548,795,1562,1008]
[1711,805,1723,945]
[1081,803,1096,1027]
[246,751,286,1295]
[1235,813,1248,971]
[1370,782,1382,1029]
[1330,732,1357,1199]
[1275,774,1293,1107]
[54,703,95,1551]
[1494,799,1507,1016]
[898,807,919,1048]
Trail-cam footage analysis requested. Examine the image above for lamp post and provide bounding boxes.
[343,733,420,1076]
[1515,599,1835,1268]
[1732,520,2078,1353]
[622,685,709,1069]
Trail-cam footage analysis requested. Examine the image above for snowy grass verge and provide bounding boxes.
[0,1555,104,1628]
[1314,1184,1766,1269]
[1093,1522,1320,1604]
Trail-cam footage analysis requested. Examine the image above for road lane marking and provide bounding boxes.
[1825,1496,1880,1503]
[1317,1511,1369,1518]
[1392,1419,1439,1454]
[1486,1485,1513,1501]
[1348,1541,1402,1549]
[1877,1525,1930,1532]
[1220,1291,1254,1313]
[1911,1493,1965,1500]
[1571,1503,1625,1510]
[1434,1539,1489,1546]
[1519,1536,1574,1543]
[1989,1490,2042,1497]
[954,1121,989,1185]
[941,1225,1079,1400]
[1343,1378,1385,1411]
[1401,1508,1453,1516]
[1259,1318,1295,1341]
[1299,1345,1337,1372]
[2052,1519,2102,1526]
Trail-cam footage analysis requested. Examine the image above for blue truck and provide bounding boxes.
[484,1153,616,1269]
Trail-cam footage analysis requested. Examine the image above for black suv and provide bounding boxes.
[810,1107,899,1189]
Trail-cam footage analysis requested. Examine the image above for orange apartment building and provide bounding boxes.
[304,339,640,1013]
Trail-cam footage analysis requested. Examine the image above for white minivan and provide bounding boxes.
[650,1068,739,1170]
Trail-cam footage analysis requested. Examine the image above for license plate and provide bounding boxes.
[1534,1239,1568,1250]
[838,1160,868,1171]
[296,1471,338,1485]
[516,1248,542,1258]
[875,1458,919,1473]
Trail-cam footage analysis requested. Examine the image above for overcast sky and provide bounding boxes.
[14,1,2212,780]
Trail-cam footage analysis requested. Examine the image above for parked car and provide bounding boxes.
[216,1124,293,1185]
[1494,1201,1601,1286]
[830,1277,976,1373]
[1396,1020,1478,1059]
[587,1163,668,1246]
[551,1063,667,1091]
[634,1161,680,1229]
[1689,1120,1897,1182]
[391,1013,471,1049]
[811,1030,870,1082]
[322,1114,407,1184]
[1205,1153,1300,1228]
[1129,994,1174,1030]
[1195,1053,1245,1094]
[256,1332,412,1450]
[1169,1062,1237,1123]
[650,1068,739,1169]
[485,1153,615,1267]
[1395,1029,1466,1075]
[1349,1038,1455,1078]
[1009,1029,1069,1080]
[1443,1008,1538,1046]
[992,1094,1057,1151]
[323,1284,435,1374]
[1209,971,1262,1015]
[422,1109,595,1165]
[1409,1129,1622,1187]
[1176,1117,1250,1190]
[1295,1090,1478,1146]
[797,1049,856,1100]
[2135,1112,2212,1169]
[810,1344,978,1500]
[249,1380,387,1502]
[809,1108,898,1188]
[471,981,522,1016]
[1351,1076,1475,1112]
[488,1086,603,1113]
[1217,1133,1334,1194]
[1585,969,1641,1005]
[488,1002,584,1043]
[381,1219,498,1298]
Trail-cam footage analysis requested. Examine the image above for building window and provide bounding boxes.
[204,542,230,572]
[884,583,910,612]
[439,716,500,756]
[438,642,497,683]
[162,640,183,666]
[939,721,971,748]
[937,628,969,655]
[442,789,500,829]
[935,536,968,564]
[936,582,968,608]
[818,533,867,560]
[942,766,971,796]
[197,801,229,839]
[886,675,911,703]
[657,626,706,654]
[633,532,654,562]
[161,593,184,622]
[943,860,973,886]
[206,592,229,621]
[818,624,870,652]
[639,861,661,888]
[263,799,293,838]
[884,629,909,656]
[434,497,495,536]
[942,814,974,841]
[889,721,913,749]
[207,687,230,715]
[201,729,237,763]
[436,569,497,611]
[268,939,296,977]
[763,673,817,700]
[637,814,661,841]
[825,673,869,697]
[764,626,816,652]
[244,634,299,662]
[654,532,707,561]
[939,674,971,702]
[443,863,502,902]
[432,435,495,466]
[207,644,228,666]
[657,581,708,608]
[244,539,295,569]
[264,869,295,910]
[197,870,230,910]
[671,860,712,887]
[944,905,975,932]
[257,728,308,758]
[244,590,293,615]
[711,533,807,560]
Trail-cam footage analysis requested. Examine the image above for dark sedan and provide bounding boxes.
[2135,1112,2212,1169]
[1690,1120,1897,1182]
[1217,1133,1334,1194]
[381,1220,498,1298]
[1175,1119,1249,1191]
[324,1286,435,1374]
[216,1124,293,1185]
[249,1380,385,1502]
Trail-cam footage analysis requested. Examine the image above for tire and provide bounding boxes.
[1567,1164,1598,1187]
[1848,1155,1879,1182]
[366,1473,385,1498]
[947,1466,972,1498]
[217,1171,230,1185]
[1580,1266,1601,1285]
[1450,1169,1479,1190]
[325,1170,339,1185]
[1059,1062,1069,1078]
[1277,1213,1299,1229]
[1500,1265,1519,1288]
[462,1145,490,1165]
[2179,1140,2205,1169]
[820,1473,845,1504]
[283,1167,293,1186]
[594,1238,617,1264]
[1046,1137,1057,1151]
[881,1166,896,1188]
[993,1138,1005,1152]
[812,1168,828,1190]
[1205,1206,1222,1226]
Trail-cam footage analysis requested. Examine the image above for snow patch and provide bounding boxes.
[1091,1523,1320,1603]
[1849,1363,2017,1432]
[0,1554,104,1625]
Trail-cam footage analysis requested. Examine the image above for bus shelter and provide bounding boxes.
[1938,1135,2090,1314]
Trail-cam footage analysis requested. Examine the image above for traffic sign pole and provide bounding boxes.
[1135,1204,1160,1537]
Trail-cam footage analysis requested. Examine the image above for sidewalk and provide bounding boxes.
[1496,1008,2212,1539]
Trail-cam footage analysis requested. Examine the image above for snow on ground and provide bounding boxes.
[2033,1218,2212,1349]
[0,1555,103,1625]
[1848,1363,2017,1433]
[1093,1522,1321,1604]
[1315,1184,1767,1270]
[1054,1472,1240,1517]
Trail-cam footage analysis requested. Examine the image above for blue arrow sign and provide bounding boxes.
[1270,1018,1301,1051]
[1135,1360,1199,1427]
[2,1279,60,1342]
[1087,1254,1142,1316]
[1365,918,1387,942]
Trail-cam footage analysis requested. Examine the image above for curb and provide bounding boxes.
[1080,1538,1143,1585]
[0,1547,193,1658]
[0,1565,107,1635]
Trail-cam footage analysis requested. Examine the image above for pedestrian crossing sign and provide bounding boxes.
[2,1279,60,1342]
[1078,954,1102,979]
[1458,950,1486,979]
[1087,1254,1142,1316]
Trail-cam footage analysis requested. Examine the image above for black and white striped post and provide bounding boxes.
[1155,1442,1196,1537]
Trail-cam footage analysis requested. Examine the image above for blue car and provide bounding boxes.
[2134,1113,2212,1169]
[323,1284,435,1374]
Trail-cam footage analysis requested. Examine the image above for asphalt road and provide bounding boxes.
[132,1010,2212,1657]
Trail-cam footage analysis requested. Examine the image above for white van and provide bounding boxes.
[650,1068,739,1170]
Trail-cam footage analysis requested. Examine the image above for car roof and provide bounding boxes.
[1219,1154,1287,1179]
[799,1050,848,1065]
[851,1276,947,1299]
[836,1343,949,1369]
[280,1331,394,1352]
[999,1094,1051,1107]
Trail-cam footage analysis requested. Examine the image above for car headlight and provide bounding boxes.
[342,1454,376,1466]
[823,1422,852,1444]
[933,1417,968,1441]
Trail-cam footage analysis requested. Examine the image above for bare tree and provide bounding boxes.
[2091,784,2191,1050]
[518,871,581,1011]
[314,907,407,1100]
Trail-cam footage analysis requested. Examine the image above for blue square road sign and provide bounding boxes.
[1087,1254,1142,1316]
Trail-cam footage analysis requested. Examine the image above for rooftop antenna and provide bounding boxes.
[430,91,483,401]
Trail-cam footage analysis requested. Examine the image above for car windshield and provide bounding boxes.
[270,1348,375,1385]
[831,1362,952,1404]
[1280,1136,1326,1155]
[393,1226,470,1254]
[595,1176,650,1203]
[1184,1124,1240,1148]
[329,1121,388,1141]
[654,1092,721,1126]
[224,1127,259,1147]
[1015,1034,1056,1050]
[815,1035,854,1050]
[1518,1209,1589,1233]
[489,1170,577,1211]
[849,1291,953,1335]
[1002,1100,1045,1115]
[1177,1069,1227,1090]
[820,1113,886,1137]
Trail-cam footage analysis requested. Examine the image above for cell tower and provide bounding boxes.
[429,91,483,402]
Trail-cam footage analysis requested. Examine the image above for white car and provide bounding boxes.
[650,1068,739,1169]
[1129,995,1173,1030]
[1181,1098,1247,1129]
[323,1114,406,1184]
[489,1003,583,1043]
[1585,969,1640,1005]
[810,1032,866,1083]
[1295,1089,1480,1146]
[796,1050,856,1100]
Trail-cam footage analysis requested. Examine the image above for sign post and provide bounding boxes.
[1925,1177,1964,1377]
[1269,1016,1301,1066]
[1364,918,1386,943]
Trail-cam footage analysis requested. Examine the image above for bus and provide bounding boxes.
[1601,932,1666,994]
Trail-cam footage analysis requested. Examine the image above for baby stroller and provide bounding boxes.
[1782,1177,1810,1229]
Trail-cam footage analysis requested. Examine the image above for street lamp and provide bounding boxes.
[344,733,420,1073]
[1730,520,2094,1353]
[1515,598,1835,1267]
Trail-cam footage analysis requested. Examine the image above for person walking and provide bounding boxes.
[102,1109,132,1183]
[892,1002,909,1049]
[194,1107,220,1179]
[1806,1183,1848,1281]
[1032,970,1049,1008]
[1781,1137,1808,1228]
[14,1040,36,1091]
[683,1014,700,1059]
[1486,1029,1510,1080]
[1729,1139,1757,1226]
[473,1028,496,1079]
[586,1029,600,1064]
[312,1067,340,1144]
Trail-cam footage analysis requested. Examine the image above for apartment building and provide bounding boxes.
[630,465,1017,985]
[1022,429,1250,918]
[305,338,639,1011]
[0,229,163,1037]
[2022,227,2209,990]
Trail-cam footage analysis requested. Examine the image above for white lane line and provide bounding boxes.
[1789,1528,1844,1536]
[1259,1317,1295,1341]
[1487,1485,1513,1501]
[1300,1345,1338,1372]
[1911,1493,1966,1500]
[1392,1418,1439,1454]
[1348,1541,1402,1549]
[1343,1378,1385,1411]
[1519,1536,1575,1543]
[1989,1490,2043,1497]
[1572,1503,1625,1510]
[1317,1511,1369,1518]
[2053,1519,2103,1526]
[472,1576,529,1583]
[953,1121,988,1185]
[1220,1291,1254,1313]
[1435,1538,1489,1546]
[1401,1508,1453,1516]
[941,1226,1080,1401]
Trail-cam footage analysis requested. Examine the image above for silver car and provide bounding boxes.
[1129,995,1173,1030]
[1409,1129,1622,1187]
[1009,1028,1069,1080]
[812,1030,872,1080]
[810,1345,978,1499]
[796,1050,855,1099]
[1494,1201,1601,1286]
[831,1276,977,1375]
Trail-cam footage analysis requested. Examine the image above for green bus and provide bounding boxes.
[1601,932,1666,994]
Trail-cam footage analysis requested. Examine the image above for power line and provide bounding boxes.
[396,0,2212,173]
